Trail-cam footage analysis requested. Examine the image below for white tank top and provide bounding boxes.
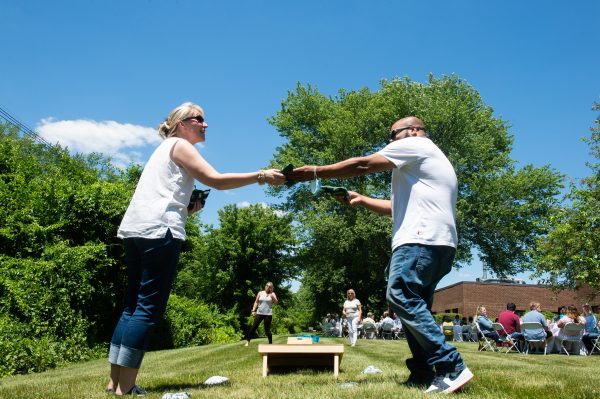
[117,137,194,240]
[257,292,274,315]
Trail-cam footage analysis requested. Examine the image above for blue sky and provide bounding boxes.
[1,1,599,288]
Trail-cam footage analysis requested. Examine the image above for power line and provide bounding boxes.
[0,105,52,147]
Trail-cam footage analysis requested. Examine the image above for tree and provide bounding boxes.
[533,102,600,294]
[173,203,297,327]
[266,75,563,317]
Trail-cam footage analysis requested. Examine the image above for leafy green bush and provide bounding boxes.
[151,294,242,349]
[0,308,103,377]
[0,242,114,376]
[434,313,463,325]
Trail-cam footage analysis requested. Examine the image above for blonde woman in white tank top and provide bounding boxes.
[107,103,285,396]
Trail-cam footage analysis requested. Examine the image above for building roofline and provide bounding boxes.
[435,280,551,293]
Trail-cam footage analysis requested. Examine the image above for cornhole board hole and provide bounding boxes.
[258,344,344,377]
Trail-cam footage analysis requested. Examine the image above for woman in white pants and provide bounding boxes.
[342,289,362,347]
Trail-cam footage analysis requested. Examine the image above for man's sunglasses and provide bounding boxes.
[389,125,426,141]
[182,115,205,124]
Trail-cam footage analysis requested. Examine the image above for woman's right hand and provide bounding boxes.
[263,169,286,186]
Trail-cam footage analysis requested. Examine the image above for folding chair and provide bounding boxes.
[521,322,547,355]
[393,328,404,340]
[474,322,497,352]
[322,322,337,337]
[381,322,395,340]
[461,325,475,342]
[589,335,600,355]
[362,321,377,339]
[558,323,585,356]
[492,322,521,353]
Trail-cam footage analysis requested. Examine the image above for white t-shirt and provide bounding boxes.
[118,137,195,240]
[378,137,458,250]
[344,298,361,318]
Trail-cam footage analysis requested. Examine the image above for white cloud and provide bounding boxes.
[36,118,161,167]
[237,201,252,208]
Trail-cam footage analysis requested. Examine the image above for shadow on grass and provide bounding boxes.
[147,381,231,392]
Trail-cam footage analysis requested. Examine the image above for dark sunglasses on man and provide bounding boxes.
[389,125,426,142]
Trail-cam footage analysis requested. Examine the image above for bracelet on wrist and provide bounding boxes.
[257,170,266,185]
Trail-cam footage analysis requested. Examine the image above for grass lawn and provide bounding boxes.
[1,336,598,399]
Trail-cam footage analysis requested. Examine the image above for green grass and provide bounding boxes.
[1,336,598,399]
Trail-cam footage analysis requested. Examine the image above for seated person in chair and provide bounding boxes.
[476,305,500,343]
[362,312,377,338]
[379,311,395,337]
[442,316,454,340]
[498,302,524,349]
[522,302,552,352]
[582,304,599,354]
[553,304,586,354]
[322,313,335,336]
[363,312,376,326]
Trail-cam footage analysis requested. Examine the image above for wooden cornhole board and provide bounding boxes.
[258,344,344,377]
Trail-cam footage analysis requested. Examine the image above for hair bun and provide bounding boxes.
[158,121,171,139]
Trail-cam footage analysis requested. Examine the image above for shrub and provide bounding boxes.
[151,294,242,349]
[0,242,114,376]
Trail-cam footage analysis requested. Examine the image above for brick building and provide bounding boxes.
[432,281,599,319]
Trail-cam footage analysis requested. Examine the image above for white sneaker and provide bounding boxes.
[244,341,249,347]
[424,367,473,394]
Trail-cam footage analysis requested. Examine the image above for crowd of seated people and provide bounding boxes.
[472,301,598,355]
[317,301,598,354]
[322,313,344,337]
[319,309,405,340]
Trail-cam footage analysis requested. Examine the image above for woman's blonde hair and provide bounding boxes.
[157,102,204,139]
[476,304,486,317]
[347,289,355,297]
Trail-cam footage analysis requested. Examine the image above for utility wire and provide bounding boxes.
[0,105,52,146]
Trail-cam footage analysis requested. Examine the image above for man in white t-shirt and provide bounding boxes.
[289,116,472,394]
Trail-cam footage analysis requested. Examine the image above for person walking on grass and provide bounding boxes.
[342,289,362,346]
[245,282,279,346]
[107,102,285,396]
[289,116,473,394]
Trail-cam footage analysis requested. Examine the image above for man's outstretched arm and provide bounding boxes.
[288,153,394,181]
[341,190,392,216]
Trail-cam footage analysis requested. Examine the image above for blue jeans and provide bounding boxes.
[386,244,465,377]
[109,229,182,368]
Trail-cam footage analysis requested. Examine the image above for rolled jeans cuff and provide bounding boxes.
[108,344,145,369]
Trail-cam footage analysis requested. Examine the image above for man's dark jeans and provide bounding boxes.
[386,244,465,378]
